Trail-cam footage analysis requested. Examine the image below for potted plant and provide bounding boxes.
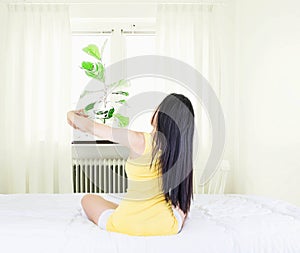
[80,39,130,131]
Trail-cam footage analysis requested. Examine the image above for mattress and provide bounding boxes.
[0,193,300,253]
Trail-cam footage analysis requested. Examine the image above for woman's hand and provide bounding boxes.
[67,110,90,133]
[74,109,88,118]
[67,111,78,129]
[67,109,145,152]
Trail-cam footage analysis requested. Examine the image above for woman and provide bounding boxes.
[67,93,195,236]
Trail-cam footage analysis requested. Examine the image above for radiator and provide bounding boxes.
[195,160,231,194]
[72,158,128,193]
[73,157,230,194]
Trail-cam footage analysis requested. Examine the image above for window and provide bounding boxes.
[71,33,112,108]
[124,33,156,133]
[71,23,156,140]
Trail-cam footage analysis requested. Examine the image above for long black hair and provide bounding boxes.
[150,93,195,214]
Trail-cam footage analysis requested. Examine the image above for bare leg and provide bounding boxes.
[81,194,118,225]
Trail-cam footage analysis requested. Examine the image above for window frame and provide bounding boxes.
[71,18,156,78]
[70,18,156,142]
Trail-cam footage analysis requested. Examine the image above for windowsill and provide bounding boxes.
[71,140,118,145]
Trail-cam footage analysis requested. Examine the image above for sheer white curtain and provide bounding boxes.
[0,4,72,193]
[156,4,222,191]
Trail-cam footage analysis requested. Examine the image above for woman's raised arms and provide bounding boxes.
[67,110,146,159]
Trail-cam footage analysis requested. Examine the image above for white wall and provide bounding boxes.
[68,0,239,195]
[234,0,300,206]
[68,0,300,205]
[213,0,236,193]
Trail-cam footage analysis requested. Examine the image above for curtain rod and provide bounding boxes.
[72,30,156,35]
[6,1,226,6]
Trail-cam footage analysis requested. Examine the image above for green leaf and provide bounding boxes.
[109,79,130,89]
[82,44,101,60]
[114,113,129,127]
[97,62,105,82]
[80,90,89,99]
[84,102,96,112]
[84,70,98,79]
[81,61,94,71]
[95,108,114,120]
[116,99,126,104]
[118,79,130,87]
[81,61,105,81]
[112,91,129,96]
[107,108,115,118]
[95,110,108,115]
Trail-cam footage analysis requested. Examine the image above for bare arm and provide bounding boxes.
[67,110,145,159]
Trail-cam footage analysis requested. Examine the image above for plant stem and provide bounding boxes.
[104,86,107,109]
[103,67,107,110]
[102,67,108,125]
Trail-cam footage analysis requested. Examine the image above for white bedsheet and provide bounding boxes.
[0,193,300,253]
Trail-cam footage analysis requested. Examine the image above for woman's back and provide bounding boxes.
[105,132,179,236]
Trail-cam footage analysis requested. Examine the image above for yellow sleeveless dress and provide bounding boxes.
[106,132,179,236]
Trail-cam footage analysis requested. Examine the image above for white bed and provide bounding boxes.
[0,193,300,253]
